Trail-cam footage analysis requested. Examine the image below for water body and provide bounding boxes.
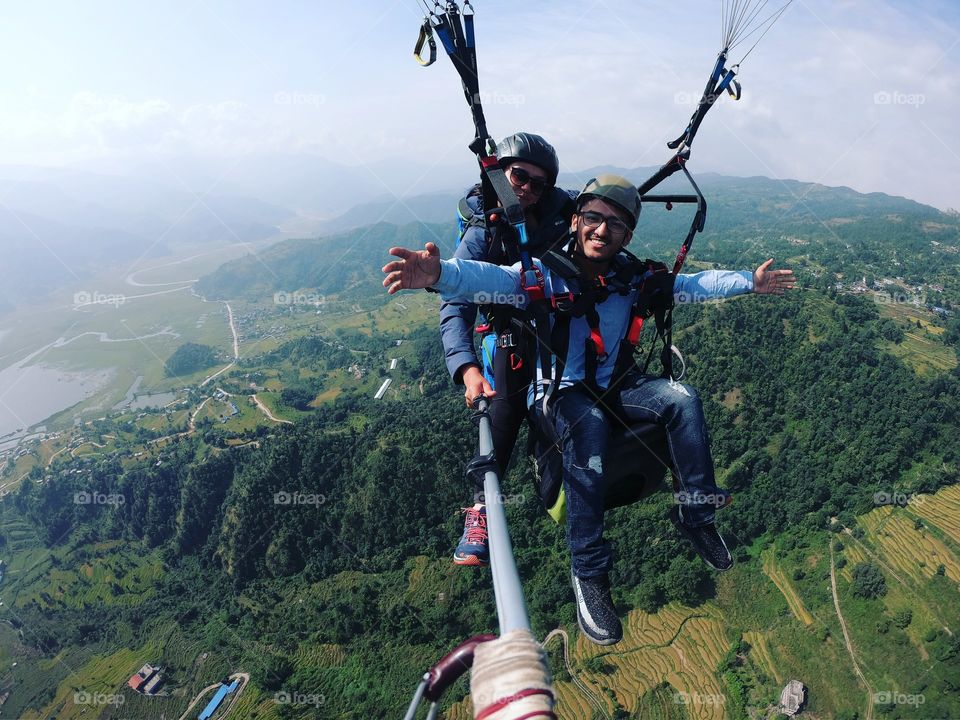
[0,328,178,438]
[0,362,113,437]
[113,376,179,411]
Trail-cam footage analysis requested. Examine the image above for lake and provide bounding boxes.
[0,360,113,437]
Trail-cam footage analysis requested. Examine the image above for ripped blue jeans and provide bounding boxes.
[552,375,728,579]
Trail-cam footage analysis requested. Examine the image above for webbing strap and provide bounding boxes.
[479,156,524,226]
[413,19,437,66]
[667,48,734,153]
[422,2,550,381]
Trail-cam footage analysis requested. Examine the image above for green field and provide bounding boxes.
[874,294,957,375]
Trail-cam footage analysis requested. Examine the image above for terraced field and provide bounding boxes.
[742,630,781,684]
[445,603,730,720]
[910,483,960,545]
[20,645,153,720]
[858,506,960,582]
[761,548,814,626]
[596,605,730,720]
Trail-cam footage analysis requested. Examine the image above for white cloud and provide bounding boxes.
[0,0,956,209]
[61,93,174,149]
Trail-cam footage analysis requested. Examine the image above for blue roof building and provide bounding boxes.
[198,679,240,720]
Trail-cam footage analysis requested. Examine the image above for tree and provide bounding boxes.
[851,562,887,599]
[893,608,913,629]
[251,654,293,691]
[165,343,219,377]
[280,386,315,410]
[663,557,706,606]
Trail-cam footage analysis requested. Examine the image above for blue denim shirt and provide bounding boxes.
[433,257,753,395]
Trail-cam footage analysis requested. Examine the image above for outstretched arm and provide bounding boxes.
[383,242,442,294]
[752,258,796,295]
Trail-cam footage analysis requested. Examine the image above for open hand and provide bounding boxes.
[382,242,442,295]
[753,258,797,295]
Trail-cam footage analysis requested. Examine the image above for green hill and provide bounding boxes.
[2,177,960,718]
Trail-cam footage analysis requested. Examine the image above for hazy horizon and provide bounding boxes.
[0,0,956,213]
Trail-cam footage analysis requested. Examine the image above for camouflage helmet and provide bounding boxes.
[578,174,642,229]
[496,132,559,184]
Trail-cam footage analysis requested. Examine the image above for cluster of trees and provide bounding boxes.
[164,342,219,377]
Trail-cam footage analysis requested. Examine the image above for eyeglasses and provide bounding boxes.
[507,166,549,195]
[579,211,631,238]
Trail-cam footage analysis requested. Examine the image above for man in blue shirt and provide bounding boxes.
[384,174,795,645]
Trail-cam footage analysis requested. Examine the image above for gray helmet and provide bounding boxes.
[496,132,559,185]
[578,174,642,229]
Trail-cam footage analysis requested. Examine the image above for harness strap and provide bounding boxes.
[413,18,437,66]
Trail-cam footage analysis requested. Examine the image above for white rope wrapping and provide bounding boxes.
[470,630,555,720]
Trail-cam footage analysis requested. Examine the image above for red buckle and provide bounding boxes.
[525,286,545,302]
[510,353,523,371]
[476,323,491,333]
[551,292,574,309]
[522,265,546,302]
[627,316,644,345]
[589,327,607,360]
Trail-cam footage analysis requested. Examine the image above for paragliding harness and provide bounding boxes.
[456,185,576,393]
[518,0,801,523]
[524,246,683,523]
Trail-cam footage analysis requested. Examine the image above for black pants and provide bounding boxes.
[468,339,532,496]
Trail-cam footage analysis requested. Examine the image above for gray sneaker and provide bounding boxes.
[669,505,733,571]
[571,570,622,646]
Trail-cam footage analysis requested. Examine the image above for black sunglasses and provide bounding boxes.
[579,210,631,238]
[507,166,549,195]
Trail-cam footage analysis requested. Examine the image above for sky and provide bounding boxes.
[0,0,957,210]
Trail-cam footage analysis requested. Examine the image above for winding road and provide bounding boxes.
[830,538,874,720]
[201,301,239,386]
[542,629,610,720]
[252,394,293,425]
[176,672,250,720]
